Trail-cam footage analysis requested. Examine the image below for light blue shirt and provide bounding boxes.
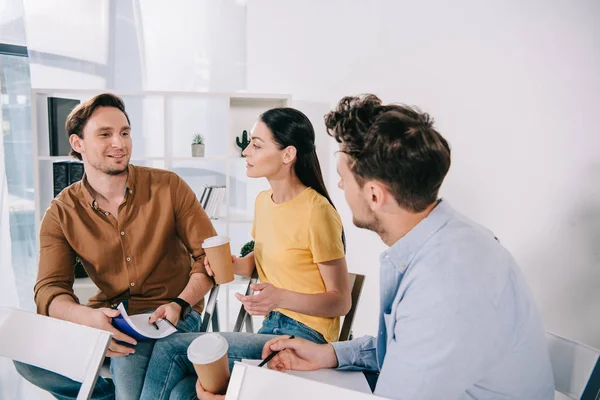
[332,200,554,399]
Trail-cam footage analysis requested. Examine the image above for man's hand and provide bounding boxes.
[235,283,284,316]
[148,302,181,326]
[261,336,338,372]
[81,307,137,358]
[196,380,225,400]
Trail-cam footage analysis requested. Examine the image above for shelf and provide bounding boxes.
[38,155,245,162]
[38,156,73,161]
[32,88,290,101]
[38,156,166,161]
[172,156,227,161]
[210,214,254,223]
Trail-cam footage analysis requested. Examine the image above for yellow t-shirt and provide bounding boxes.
[252,187,345,342]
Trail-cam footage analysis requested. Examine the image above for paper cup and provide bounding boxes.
[188,333,230,395]
[202,235,234,284]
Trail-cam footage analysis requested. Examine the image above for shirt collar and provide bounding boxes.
[381,199,454,272]
[80,164,136,209]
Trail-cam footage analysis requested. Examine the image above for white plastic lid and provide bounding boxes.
[202,235,230,248]
[187,333,229,364]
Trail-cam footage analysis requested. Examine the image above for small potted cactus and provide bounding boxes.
[191,134,205,157]
[236,130,250,156]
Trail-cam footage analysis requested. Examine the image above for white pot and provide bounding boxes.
[191,144,205,157]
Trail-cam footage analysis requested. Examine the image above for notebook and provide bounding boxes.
[111,302,177,341]
[241,359,372,394]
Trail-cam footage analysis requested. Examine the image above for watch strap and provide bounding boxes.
[172,297,191,320]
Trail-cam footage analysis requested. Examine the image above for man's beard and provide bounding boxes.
[91,160,129,176]
[352,212,384,237]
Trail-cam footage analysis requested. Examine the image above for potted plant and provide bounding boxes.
[191,134,205,157]
[240,240,254,257]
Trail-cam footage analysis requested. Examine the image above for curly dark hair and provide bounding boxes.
[325,94,451,213]
[65,93,131,160]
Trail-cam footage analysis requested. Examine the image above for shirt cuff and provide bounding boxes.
[331,336,378,372]
[332,340,362,369]
[35,287,80,316]
[190,258,207,276]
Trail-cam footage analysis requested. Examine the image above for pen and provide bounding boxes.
[159,317,180,331]
[148,316,159,330]
[258,335,295,367]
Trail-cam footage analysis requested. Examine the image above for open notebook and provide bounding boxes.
[241,359,372,394]
[111,302,177,341]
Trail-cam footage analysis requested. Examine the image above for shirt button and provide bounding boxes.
[120,231,125,236]
[129,189,133,194]
[126,257,131,262]
[130,282,135,287]
[104,212,109,216]
[112,303,118,308]
[400,263,406,268]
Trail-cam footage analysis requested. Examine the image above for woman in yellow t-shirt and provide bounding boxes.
[140,108,352,400]
[207,107,351,344]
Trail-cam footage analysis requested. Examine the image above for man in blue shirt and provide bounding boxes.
[141,94,555,400]
[259,94,554,399]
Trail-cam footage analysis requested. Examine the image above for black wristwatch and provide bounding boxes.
[172,298,192,320]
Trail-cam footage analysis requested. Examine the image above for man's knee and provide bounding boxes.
[13,361,83,398]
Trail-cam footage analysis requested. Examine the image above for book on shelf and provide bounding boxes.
[112,302,177,341]
[198,185,226,219]
[48,97,80,156]
[52,161,85,197]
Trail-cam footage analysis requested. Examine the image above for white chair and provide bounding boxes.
[546,331,600,399]
[0,306,112,400]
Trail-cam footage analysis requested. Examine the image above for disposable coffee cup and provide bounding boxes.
[187,333,230,395]
[202,235,234,284]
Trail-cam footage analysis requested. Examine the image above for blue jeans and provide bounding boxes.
[258,311,327,344]
[14,310,202,400]
[141,311,327,400]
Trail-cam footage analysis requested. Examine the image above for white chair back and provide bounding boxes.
[546,331,600,400]
[0,306,111,400]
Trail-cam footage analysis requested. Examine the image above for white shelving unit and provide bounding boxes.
[31,88,291,329]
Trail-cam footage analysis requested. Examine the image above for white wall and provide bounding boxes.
[247,0,600,345]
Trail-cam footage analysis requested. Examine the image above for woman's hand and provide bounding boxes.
[235,283,285,315]
[204,255,237,277]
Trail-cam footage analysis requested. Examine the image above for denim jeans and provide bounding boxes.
[258,311,327,344]
[140,311,327,400]
[14,309,202,400]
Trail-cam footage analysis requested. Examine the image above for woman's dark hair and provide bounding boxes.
[325,94,451,213]
[260,108,346,251]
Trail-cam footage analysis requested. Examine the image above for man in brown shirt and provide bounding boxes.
[15,93,217,400]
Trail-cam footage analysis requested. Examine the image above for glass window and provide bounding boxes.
[0,51,35,311]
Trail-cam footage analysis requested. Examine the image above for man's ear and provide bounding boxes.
[365,181,388,211]
[69,134,83,154]
[282,146,297,165]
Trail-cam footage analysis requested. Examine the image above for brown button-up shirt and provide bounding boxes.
[34,164,217,316]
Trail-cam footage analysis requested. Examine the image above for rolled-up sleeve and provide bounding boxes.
[332,336,379,372]
[172,174,217,276]
[34,205,79,316]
